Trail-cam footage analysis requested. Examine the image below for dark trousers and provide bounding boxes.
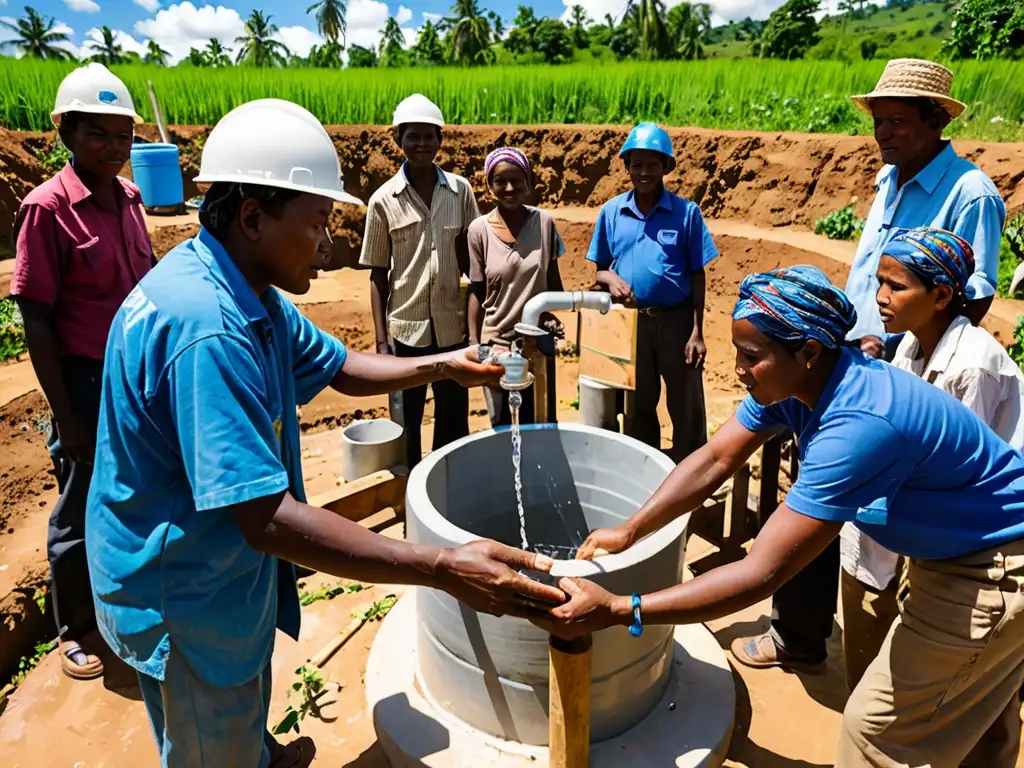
[392,336,469,468]
[625,300,708,464]
[47,355,104,640]
[770,536,840,662]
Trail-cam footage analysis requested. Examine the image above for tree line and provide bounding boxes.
[1,0,1020,69]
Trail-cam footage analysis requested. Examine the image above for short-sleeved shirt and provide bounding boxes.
[86,228,348,688]
[735,347,1024,560]
[468,207,564,344]
[585,188,719,309]
[358,165,480,348]
[11,162,155,360]
[845,142,1006,341]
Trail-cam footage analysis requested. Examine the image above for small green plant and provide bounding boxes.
[999,215,1024,297]
[273,664,334,735]
[354,595,397,622]
[298,581,364,606]
[0,298,27,362]
[7,640,57,691]
[32,141,72,178]
[1007,315,1024,372]
[32,586,47,614]
[814,199,866,241]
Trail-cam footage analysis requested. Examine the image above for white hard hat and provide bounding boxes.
[51,63,142,127]
[193,98,363,206]
[392,94,445,128]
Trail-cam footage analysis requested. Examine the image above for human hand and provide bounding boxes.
[434,539,566,617]
[575,526,636,560]
[685,333,706,369]
[859,335,885,359]
[528,577,627,640]
[58,412,95,465]
[443,346,506,387]
[605,274,635,304]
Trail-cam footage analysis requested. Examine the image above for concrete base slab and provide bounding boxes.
[366,590,734,768]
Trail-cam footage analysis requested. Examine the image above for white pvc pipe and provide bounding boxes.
[518,291,613,334]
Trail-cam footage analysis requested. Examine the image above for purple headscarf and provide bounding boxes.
[484,147,531,184]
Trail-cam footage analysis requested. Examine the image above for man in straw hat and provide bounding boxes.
[731,58,1007,680]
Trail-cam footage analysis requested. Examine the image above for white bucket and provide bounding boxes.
[341,418,406,482]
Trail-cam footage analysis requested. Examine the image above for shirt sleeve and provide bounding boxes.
[169,335,289,512]
[955,195,1006,301]
[11,204,62,306]
[586,207,613,268]
[785,413,909,523]
[688,207,720,272]
[279,297,349,406]
[358,196,390,269]
[734,395,791,433]
[468,222,486,283]
[944,367,1004,428]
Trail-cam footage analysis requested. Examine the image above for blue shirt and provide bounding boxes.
[585,188,719,309]
[845,142,1006,341]
[86,229,348,688]
[736,347,1024,560]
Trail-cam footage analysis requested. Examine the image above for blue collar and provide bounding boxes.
[195,227,270,325]
[882,141,957,195]
[397,163,450,195]
[622,187,674,219]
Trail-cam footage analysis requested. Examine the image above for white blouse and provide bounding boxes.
[841,315,1024,588]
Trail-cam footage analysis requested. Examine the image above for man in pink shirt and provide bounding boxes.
[11,63,154,681]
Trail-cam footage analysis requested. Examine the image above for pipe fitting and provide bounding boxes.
[515,291,613,337]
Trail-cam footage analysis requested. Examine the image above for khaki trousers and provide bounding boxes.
[838,539,1024,768]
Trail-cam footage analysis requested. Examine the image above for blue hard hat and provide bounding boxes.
[619,122,675,172]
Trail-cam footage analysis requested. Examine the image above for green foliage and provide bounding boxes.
[757,0,822,59]
[348,45,377,68]
[532,19,573,64]
[6,640,57,691]
[1,58,1022,141]
[0,6,72,60]
[413,22,446,65]
[814,200,865,240]
[32,586,47,614]
[273,665,330,735]
[944,0,1024,60]
[1007,316,1024,371]
[0,298,28,363]
[379,16,407,68]
[354,595,397,622]
[298,581,364,606]
[32,139,71,177]
[234,10,290,67]
[999,216,1024,297]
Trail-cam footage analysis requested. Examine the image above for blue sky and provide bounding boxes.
[0,0,850,64]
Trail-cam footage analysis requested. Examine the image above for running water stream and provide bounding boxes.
[509,390,528,549]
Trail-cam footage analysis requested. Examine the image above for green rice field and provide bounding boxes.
[1,58,1022,140]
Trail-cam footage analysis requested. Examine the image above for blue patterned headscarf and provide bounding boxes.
[883,227,974,300]
[733,265,857,349]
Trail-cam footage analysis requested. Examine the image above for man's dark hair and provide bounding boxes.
[396,123,442,143]
[56,112,83,144]
[199,181,304,238]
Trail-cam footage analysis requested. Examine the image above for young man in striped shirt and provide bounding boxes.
[359,94,480,468]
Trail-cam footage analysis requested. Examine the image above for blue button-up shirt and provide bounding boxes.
[86,228,348,688]
[845,142,1006,341]
[585,188,719,309]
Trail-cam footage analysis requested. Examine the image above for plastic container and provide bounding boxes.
[129,143,184,208]
[340,418,406,482]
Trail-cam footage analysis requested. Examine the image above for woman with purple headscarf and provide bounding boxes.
[531,265,1024,767]
[467,147,566,427]
[837,227,1024,693]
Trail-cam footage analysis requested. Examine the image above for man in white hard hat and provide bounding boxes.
[84,98,562,768]
[359,93,479,469]
[11,62,152,682]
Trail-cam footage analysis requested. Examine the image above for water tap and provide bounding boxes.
[479,340,534,391]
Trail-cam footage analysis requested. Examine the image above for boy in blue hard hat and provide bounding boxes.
[586,123,719,462]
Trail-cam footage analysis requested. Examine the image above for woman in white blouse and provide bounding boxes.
[840,226,1024,692]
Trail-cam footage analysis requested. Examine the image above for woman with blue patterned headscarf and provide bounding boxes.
[532,264,1024,768]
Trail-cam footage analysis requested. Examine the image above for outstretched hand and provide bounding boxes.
[528,577,624,640]
[434,539,566,618]
[575,526,635,560]
[444,346,506,388]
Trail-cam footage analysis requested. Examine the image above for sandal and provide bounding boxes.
[59,639,104,680]
[269,735,316,768]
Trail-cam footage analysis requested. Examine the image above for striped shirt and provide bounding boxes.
[359,166,479,348]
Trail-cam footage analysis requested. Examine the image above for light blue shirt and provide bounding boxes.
[845,141,1006,341]
[86,229,348,688]
[736,348,1024,560]
[585,188,719,309]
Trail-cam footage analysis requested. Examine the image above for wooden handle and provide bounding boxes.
[309,615,366,668]
[549,634,593,768]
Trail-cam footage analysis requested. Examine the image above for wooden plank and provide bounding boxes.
[578,346,636,390]
[549,634,593,768]
[310,469,408,524]
[758,437,783,530]
[579,304,637,363]
[729,464,751,543]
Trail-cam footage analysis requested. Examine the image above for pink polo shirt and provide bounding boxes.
[12,163,155,360]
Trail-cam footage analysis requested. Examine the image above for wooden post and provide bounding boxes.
[549,633,592,768]
[758,435,783,530]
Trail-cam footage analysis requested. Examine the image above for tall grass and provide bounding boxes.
[1,58,1022,140]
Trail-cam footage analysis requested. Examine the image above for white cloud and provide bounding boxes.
[422,11,442,24]
[133,0,161,13]
[396,5,412,25]
[84,26,148,56]
[64,0,101,13]
[346,0,389,48]
[401,26,417,47]
[133,2,244,62]
[276,25,322,57]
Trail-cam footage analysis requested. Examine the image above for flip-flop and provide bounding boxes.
[269,736,316,768]
[59,641,104,680]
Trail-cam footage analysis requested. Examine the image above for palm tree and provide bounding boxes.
[379,16,406,67]
[204,38,232,67]
[487,10,504,41]
[604,13,615,30]
[184,47,210,67]
[442,0,495,65]
[626,0,672,59]
[89,26,125,65]
[144,39,170,65]
[413,21,445,64]
[667,2,711,59]
[306,0,346,45]
[569,4,589,47]
[235,10,290,67]
[0,6,73,60]
[307,40,344,67]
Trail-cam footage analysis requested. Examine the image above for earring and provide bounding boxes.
[806,361,812,369]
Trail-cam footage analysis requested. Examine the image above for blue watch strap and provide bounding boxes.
[628,592,643,637]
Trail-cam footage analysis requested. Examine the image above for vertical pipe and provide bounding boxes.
[548,633,592,768]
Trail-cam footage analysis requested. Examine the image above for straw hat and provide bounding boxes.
[851,58,967,119]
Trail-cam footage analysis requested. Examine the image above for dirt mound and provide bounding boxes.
[0,129,47,252]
